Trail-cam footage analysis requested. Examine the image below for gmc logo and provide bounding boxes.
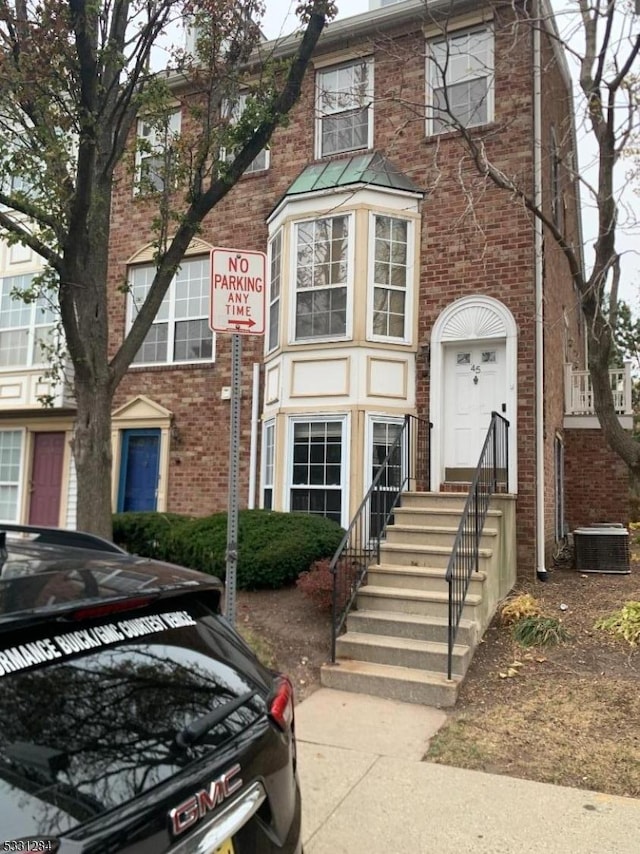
[169,764,243,836]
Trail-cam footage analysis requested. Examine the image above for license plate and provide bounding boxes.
[212,841,234,854]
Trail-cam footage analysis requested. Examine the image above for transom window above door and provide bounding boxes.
[316,58,373,157]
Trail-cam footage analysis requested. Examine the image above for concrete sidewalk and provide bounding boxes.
[295,689,640,854]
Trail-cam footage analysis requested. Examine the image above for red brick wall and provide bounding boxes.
[106,4,583,571]
[565,429,630,529]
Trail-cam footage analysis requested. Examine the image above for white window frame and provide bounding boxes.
[290,213,354,345]
[127,256,215,368]
[426,25,494,136]
[315,57,374,158]
[0,273,58,370]
[222,92,270,175]
[261,418,276,510]
[134,110,181,195]
[0,428,25,523]
[367,213,413,343]
[266,229,282,353]
[286,414,349,529]
[367,415,406,486]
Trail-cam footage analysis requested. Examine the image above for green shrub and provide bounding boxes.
[112,509,344,590]
[112,511,190,558]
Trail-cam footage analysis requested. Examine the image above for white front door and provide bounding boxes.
[444,342,506,475]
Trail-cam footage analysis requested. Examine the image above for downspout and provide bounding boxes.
[533,1,548,581]
[248,362,261,509]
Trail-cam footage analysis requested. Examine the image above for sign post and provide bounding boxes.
[210,248,266,626]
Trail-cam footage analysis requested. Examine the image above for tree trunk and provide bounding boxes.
[72,376,115,540]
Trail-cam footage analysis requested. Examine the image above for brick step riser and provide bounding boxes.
[346,613,478,646]
[358,592,480,621]
[321,667,459,708]
[335,638,471,677]
[367,569,485,596]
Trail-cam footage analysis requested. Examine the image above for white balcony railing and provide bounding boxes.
[564,362,633,416]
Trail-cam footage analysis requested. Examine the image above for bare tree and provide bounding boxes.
[0,0,335,537]
[379,0,640,477]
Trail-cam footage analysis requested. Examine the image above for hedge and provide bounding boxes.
[112,509,345,590]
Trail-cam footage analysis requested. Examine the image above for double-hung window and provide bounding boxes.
[135,110,181,194]
[428,27,494,135]
[0,274,57,368]
[316,58,373,157]
[128,257,214,366]
[223,92,270,174]
[294,215,350,341]
[370,215,410,340]
[289,419,344,526]
[262,420,275,510]
[0,430,22,522]
[267,230,282,352]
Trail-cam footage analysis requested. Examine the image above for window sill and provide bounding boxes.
[425,121,497,142]
[128,361,216,372]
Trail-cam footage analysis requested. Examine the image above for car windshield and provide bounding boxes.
[0,602,265,840]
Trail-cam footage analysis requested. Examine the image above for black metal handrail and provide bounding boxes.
[330,414,432,662]
[446,412,509,680]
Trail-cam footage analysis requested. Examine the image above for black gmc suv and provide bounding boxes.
[0,524,302,853]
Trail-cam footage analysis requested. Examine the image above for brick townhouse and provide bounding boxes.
[0,0,631,581]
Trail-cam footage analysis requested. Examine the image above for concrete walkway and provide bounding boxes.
[295,689,640,854]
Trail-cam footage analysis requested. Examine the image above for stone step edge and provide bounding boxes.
[380,543,493,558]
[322,658,463,687]
[359,585,482,605]
[348,609,479,633]
[386,523,498,537]
[337,632,469,658]
[368,564,487,582]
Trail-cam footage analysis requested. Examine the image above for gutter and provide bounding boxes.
[533,0,547,581]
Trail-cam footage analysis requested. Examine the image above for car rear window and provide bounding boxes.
[0,599,267,841]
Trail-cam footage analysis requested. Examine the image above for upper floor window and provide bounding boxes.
[267,230,282,352]
[427,27,494,135]
[223,92,270,175]
[128,257,214,366]
[0,274,57,368]
[316,58,373,157]
[135,110,181,194]
[369,215,410,340]
[294,215,350,341]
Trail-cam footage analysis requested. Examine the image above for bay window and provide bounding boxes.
[294,215,350,341]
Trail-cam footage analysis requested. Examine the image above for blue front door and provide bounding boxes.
[118,429,160,512]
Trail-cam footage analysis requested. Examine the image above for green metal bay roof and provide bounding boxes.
[284,152,423,197]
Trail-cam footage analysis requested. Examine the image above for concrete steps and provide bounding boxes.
[321,490,514,708]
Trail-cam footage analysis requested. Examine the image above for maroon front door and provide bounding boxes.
[28,432,66,526]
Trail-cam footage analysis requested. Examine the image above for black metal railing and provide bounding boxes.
[330,414,432,662]
[446,412,509,680]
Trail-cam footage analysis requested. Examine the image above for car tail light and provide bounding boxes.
[269,676,294,731]
[70,596,156,621]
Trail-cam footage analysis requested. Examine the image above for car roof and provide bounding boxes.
[0,524,222,623]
